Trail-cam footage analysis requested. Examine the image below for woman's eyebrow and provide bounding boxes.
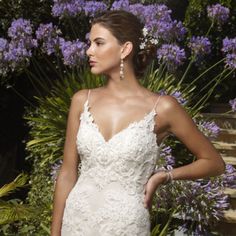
[88,37,105,42]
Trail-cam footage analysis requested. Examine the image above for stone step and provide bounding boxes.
[203,113,236,129]
[222,156,236,167]
[224,188,236,209]
[215,221,236,236]
[217,129,236,144]
[223,209,236,223]
[213,141,236,157]
[208,103,232,113]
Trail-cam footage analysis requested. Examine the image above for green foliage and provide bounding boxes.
[184,0,236,102]
[0,174,34,229]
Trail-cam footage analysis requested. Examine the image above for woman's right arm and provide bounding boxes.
[51,89,88,236]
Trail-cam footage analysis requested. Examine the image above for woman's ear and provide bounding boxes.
[121,41,133,59]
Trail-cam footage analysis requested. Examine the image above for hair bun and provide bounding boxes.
[135,43,157,77]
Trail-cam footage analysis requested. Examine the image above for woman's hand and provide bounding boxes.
[143,172,167,209]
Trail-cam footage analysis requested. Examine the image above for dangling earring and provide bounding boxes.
[120,58,124,80]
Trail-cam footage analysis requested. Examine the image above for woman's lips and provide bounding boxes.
[89,61,97,66]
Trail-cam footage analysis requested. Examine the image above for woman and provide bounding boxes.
[51,10,225,236]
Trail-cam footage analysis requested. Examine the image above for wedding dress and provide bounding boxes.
[61,89,161,236]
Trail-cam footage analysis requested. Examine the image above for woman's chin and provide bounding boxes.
[90,68,103,76]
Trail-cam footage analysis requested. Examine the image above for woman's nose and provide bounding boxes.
[86,44,93,57]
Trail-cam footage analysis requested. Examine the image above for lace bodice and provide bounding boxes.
[61,89,161,236]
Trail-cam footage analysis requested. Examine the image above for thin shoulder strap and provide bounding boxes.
[153,95,162,111]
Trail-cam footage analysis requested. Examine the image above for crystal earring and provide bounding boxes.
[120,58,124,80]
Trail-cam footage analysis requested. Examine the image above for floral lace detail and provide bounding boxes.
[61,97,161,236]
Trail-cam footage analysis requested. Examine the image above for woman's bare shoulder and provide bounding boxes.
[69,89,90,114]
[153,94,184,117]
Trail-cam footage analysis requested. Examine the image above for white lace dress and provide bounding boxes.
[61,90,161,236]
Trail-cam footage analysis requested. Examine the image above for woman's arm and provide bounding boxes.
[51,89,88,236]
[143,95,225,209]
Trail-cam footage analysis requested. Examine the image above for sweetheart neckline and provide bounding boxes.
[83,100,157,144]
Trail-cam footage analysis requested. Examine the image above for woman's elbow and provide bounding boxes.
[214,157,226,176]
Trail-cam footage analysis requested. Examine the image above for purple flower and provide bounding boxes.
[60,39,87,67]
[157,44,186,71]
[207,4,230,25]
[36,23,62,55]
[229,98,236,112]
[197,120,220,140]
[171,90,187,105]
[153,4,172,22]
[83,1,108,17]
[159,89,187,106]
[0,38,9,76]
[221,164,236,188]
[129,3,146,23]
[222,37,236,53]
[188,36,211,59]
[160,144,175,166]
[4,40,32,66]
[0,38,8,52]
[8,18,33,40]
[222,37,236,69]
[131,4,186,42]
[111,0,130,11]
[156,177,229,234]
[225,53,236,69]
[51,160,63,182]
[52,0,85,18]
[3,19,37,72]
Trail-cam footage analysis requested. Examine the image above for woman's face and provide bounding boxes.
[86,23,123,76]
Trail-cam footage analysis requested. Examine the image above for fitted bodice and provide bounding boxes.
[61,90,161,236]
[76,96,161,195]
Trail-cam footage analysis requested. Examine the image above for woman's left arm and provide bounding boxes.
[163,95,225,179]
[143,95,225,209]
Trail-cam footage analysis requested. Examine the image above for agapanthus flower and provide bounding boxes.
[135,4,186,42]
[197,120,220,140]
[8,18,33,40]
[188,36,211,59]
[0,38,9,76]
[153,4,172,22]
[111,0,130,11]
[0,38,8,52]
[7,18,37,50]
[157,44,186,71]
[171,90,187,105]
[52,0,85,18]
[207,4,230,25]
[51,160,63,182]
[221,164,236,188]
[229,98,236,112]
[159,89,187,106]
[222,37,236,69]
[160,144,175,166]
[156,177,229,235]
[4,40,32,69]
[36,23,62,55]
[83,1,108,17]
[60,39,87,66]
[129,3,146,23]
[222,37,236,53]
[3,19,37,72]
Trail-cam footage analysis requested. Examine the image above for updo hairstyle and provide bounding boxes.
[91,10,157,78]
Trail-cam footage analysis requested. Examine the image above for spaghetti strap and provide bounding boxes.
[153,95,161,111]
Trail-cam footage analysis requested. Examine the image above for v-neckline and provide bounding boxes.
[84,99,157,144]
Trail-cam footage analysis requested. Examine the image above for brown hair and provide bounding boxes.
[91,10,157,78]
